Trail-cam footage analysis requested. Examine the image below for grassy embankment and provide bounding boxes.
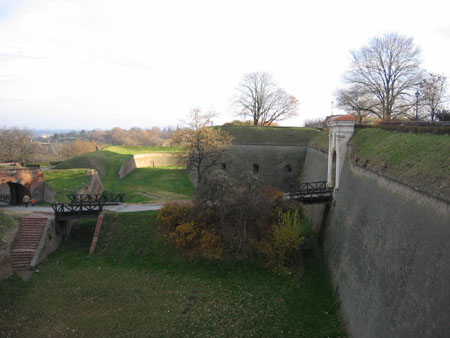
[308,127,450,199]
[220,126,319,145]
[43,169,93,203]
[54,147,194,203]
[0,211,347,337]
[0,212,20,250]
[350,128,450,198]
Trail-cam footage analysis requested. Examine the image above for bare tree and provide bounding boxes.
[336,32,423,120]
[171,108,233,185]
[0,128,34,164]
[419,73,449,121]
[303,117,326,129]
[234,72,299,126]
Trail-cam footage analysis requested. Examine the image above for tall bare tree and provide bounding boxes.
[419,73,449,121]
[171,108,232,185]
[336,32,423,120]
[234,72,299,126]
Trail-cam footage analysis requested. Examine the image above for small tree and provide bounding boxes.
[0,128,34,164]
[419,73,449,121]
[171,108,233,186]
[234,72,299,126]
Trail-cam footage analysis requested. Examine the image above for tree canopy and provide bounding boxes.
[234,72,299,126]
[336,32,423,120]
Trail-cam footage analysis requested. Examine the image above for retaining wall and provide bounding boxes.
[217,145,307,191]
[303,146,450,338]
[118,153,179,178]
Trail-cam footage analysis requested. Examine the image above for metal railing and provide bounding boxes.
[0,194,10,202]
[285,181,333,204]
[51,202,104,218]
[66,193,124,204]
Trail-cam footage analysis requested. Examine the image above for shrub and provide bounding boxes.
[272,210,305,267]
[157,203,223,259]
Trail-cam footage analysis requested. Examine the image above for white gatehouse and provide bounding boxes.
[326,115,355,190]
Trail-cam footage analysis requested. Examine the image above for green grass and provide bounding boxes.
[43,169,93,203]
[54,150,131,178]
[105,145,183,154]
[219,126,319,145]
[0,211,347,337]
[103,167,194,203]
[308,131,329,153]
[0,211,20,250]
[55,150,194,203]
[350,128,450,197]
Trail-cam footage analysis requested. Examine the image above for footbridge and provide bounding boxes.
[285,181,333,204]
[51,193,125,220]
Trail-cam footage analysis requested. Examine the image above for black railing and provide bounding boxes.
[0,194,10,203]
[285,181,333,204]
[66,193,124,204]
[52,202,104,218]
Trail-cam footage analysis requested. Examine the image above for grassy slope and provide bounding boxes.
[55,148,194,203]
[0,211,346,337]
[307,127,450,199]
[308,131,329,153]
[350,128,450,198]
[220,126,319,145]
[104,145,183,154]
[0,212,20,250]
[43,169,92,203]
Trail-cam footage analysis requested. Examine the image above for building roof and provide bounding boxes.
[327,115,355,122]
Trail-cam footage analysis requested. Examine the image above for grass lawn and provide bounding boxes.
[350,128,450,198]
[219,126,319,145]
[43,169,93,203]
[55,149,194,203]
[103,167,194,203]
[0,211,346,337]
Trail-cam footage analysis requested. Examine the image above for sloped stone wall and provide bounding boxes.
[302,146,450,338]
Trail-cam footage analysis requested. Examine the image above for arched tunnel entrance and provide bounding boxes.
[7,182,31,205]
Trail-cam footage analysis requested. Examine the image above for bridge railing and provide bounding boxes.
[0,194,10,203]
[51,202,104,217]
[285,181,333,204]
[66,193,124,204]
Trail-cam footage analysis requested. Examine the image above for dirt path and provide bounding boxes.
[0,203,169,214]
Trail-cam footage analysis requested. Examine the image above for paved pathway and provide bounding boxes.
[0,203,167,214]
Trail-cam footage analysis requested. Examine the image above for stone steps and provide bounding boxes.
[10,215,49,271]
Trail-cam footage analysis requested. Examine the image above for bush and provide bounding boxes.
[25,163,40,168]
[272,210,305,268]
[157,203,223,259]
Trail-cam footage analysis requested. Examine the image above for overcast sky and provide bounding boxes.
[1,0,449,130]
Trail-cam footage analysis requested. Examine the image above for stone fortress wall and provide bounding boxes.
[118,153,179,178]
[301,145,450,338]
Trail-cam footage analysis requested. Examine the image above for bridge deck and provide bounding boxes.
[285,181,333,204]
[52,202,104,219]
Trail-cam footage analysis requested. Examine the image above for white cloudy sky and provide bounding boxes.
[1,0,449,130]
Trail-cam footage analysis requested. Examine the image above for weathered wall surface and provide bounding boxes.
[303,146,450,338]
[301,147,329,233]
[220,145,307,191]
[118,153,179,178]
[0,169,44,196]
[327,163,450,338]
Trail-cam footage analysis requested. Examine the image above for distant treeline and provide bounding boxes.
[42,127,176,146]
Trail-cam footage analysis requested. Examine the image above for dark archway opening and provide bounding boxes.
[253,164,259,174]
[7,182,30,205]
[332,151,337,187]
[284,164,292,173]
